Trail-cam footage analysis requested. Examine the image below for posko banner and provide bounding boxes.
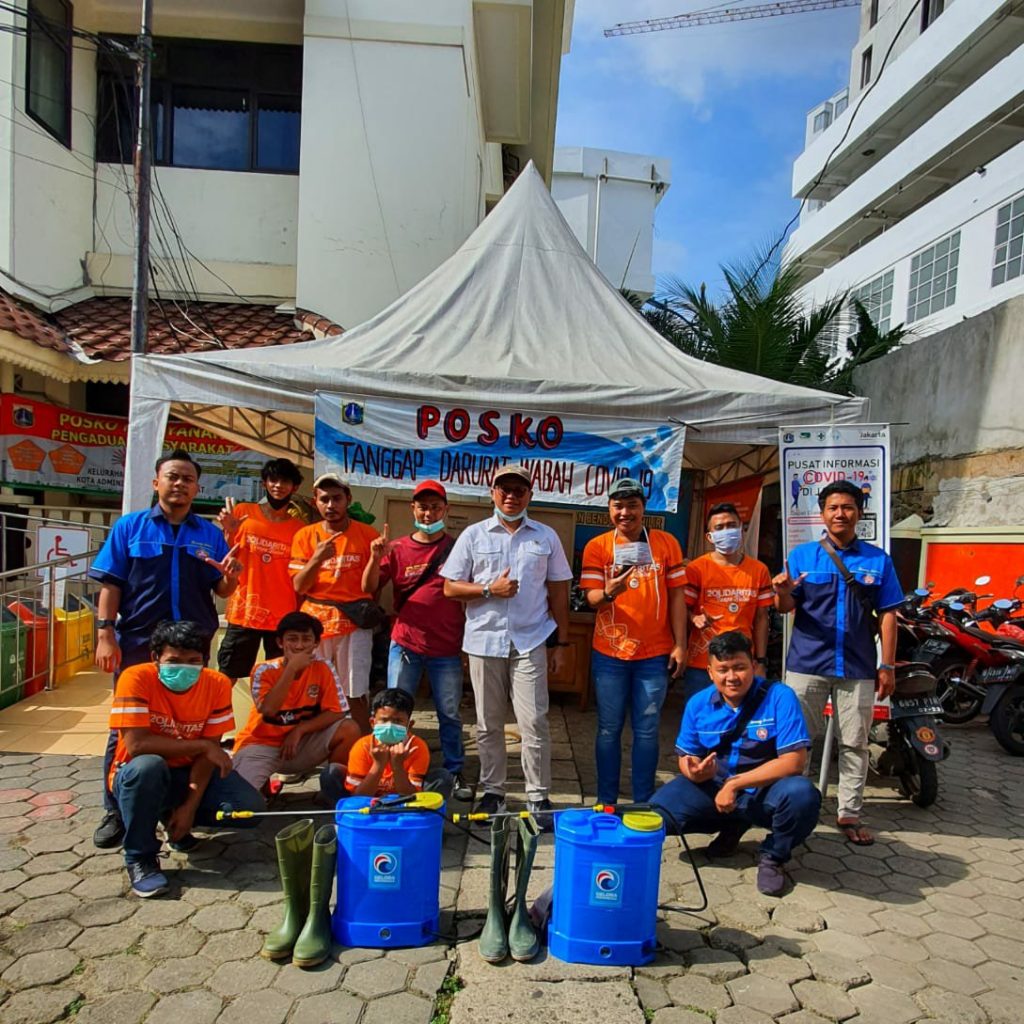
[314,392,686,511]
[1,394,266,503]
[779,423,891,555]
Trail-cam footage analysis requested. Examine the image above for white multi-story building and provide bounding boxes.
[551,147,670,299]
[0,0,573,342]
[785,0,1024,343]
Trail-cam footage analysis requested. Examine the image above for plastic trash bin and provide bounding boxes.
[53,602,94,684]
[0,610,27,709]
[7,600,50,696]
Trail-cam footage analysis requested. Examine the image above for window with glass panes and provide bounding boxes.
[992,195,1024,287]
[26,0,72,146]
[850,270,894,334]
[907,231,960,322]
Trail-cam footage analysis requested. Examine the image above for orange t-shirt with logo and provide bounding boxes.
[344,733,431,794]
[580,529,687,661]
[232,657,347,751]
[107,663,234,789]
[226,503,304,631]
[289,520,379,638]
[684,554,774,669]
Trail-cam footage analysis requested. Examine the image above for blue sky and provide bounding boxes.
[556,1,861,295]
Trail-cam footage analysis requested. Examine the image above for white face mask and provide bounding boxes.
[709,526,743,555]
[495,506,527,523]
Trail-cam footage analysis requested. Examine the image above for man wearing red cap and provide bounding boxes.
[363,480,470,800]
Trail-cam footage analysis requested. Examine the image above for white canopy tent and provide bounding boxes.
[125,162,867,511]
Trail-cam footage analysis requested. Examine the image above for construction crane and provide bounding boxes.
[605,0,861,37]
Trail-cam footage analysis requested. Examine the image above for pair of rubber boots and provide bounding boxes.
[261,819,335,968]
[479,814,541,963]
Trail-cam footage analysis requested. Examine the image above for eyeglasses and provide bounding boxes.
[494,485,529,498]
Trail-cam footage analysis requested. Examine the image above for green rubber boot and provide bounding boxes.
[508,815,540,962]
[261,818,314,961]
[293,824,337,968]
[478,816,511,963]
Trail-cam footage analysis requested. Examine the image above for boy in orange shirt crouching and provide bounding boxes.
[319,688,452,803]
[232,612,360,797]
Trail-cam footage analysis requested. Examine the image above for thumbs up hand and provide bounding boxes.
[489,567,519,599]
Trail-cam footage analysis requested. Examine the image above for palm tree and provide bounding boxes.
[827,297,912,394]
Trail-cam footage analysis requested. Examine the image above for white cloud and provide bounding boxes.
[570,0,858,110]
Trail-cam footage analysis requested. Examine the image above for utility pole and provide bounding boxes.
[129,0,154,356]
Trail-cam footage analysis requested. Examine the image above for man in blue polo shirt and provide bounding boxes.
[652,630,819,895]
[89,449,242,848]
[773,479,903,847]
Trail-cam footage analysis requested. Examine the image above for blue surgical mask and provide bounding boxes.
[414,519,446,535]
[158,663,202,692]
[495,506,527,523]
[710,526,743,555]
[373,722,409,746]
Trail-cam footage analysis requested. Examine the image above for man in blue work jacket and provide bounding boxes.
[89,449,242,849]
[651,630,820,896]
[773,479,903,847]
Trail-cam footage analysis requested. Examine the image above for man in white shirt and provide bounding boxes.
[442,466,572,828]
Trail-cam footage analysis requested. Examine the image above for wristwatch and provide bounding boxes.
[602,590,615,603]
[96,619,116,630]
[481,584,492,600]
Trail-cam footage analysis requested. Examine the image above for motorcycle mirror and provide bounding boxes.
[975,575,991,586]
[914,588,930,597]
[948,602,965,612]
[994,599,1014,610]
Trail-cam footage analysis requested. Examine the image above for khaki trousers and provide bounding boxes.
[468,645,551,802]
[787,672,874,821]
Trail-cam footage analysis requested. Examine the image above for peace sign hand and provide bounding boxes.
[217,497,247,539]
[202,544,243,584]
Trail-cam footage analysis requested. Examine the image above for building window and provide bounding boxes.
[922,0,945,31]
[833,92,849,117]
[851,270,894,334]
[813,109,832,134]
[96,37,302,173]
[860,47,873,89]
[907,231,960,322]
[869,0,879,28]
[25,0,72,147]
[992,195,1024,287]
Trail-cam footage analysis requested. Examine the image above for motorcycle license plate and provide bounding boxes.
[920,639,950,654]
[890,696,944,718]
[980,665,1022,683]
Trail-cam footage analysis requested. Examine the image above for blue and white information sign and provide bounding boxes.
[314,392,686,512]
[779,424,891,555]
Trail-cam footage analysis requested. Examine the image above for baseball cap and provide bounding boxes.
[492,464,532,487]
[413,479,447,501]
[608,477,645,501]
[312,472,351,492]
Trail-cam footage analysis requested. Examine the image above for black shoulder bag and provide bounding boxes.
[392,535,455,614]
[714,680,775,756]
[819,537,879,637]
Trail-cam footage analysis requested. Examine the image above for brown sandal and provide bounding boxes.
[837,819,875,846]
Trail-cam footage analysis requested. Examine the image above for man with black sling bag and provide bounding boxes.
[773,480,903,847]
[362,480,471,800]
[652,631,820,895]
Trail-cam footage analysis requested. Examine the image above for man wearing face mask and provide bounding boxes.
[683,503,773,703]
[362,480,471,801]
[442,465,573,828]
[108,620,264,898]
[216,458,306,683]
[580,477,688,805]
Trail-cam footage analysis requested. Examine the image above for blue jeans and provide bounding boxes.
[591,650,669,804]
[651,774,821,864]
[112,754,265,864]
[102,643,152,813]
[387,642,465,773]
[682,667,713,705]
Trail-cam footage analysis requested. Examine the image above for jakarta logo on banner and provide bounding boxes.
[779,424,891,554]
[314,392,686,512]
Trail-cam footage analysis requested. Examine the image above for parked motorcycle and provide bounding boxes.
[868,662,948,807]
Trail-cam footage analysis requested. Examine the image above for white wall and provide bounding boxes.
[796,140,1024,336]
[295,0,486,328]
[551,147,670,298]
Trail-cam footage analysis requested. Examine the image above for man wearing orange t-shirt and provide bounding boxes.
[683,502,773,702]
[217,459,305,681]
[231,612,360,793]
[291,474,379,733]
[109,620,264,898]
[580,477,688,805]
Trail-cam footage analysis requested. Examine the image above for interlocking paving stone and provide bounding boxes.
[146,989,224,1024]
[144,953,217,992]
[141,924,207,959]
[804,951,871,990]
[635,975,672,1011]
[0,985,83,1024]
[685,946,748,981]
[191,901,253,933]
[409,957,451,997]
[651,1011,711,1024]
[215,988,294,1024]
[273,958,347,996]
[201,929,264,963]
[343,957,411,998]
[72,991,157,1024]
[915,958,987,997]
[2,917,82,955]
[1,947,80,989]
[7,892,81,924]
[289,992,366,1024]
[208,957,280,997]
[913,986,988,1024]
[666,974,734,1012]
[771,904,826,934]
[745,946,813,985]
[716,1008,777,1024]
[70,921,145,957]
[792,979,857,1021]
[362,991,434,1024]
[451,976,644,1024]
[70,895,137,927]
[80,952,152,993]
[727,973,799,1017]
[849,982,925,1024]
